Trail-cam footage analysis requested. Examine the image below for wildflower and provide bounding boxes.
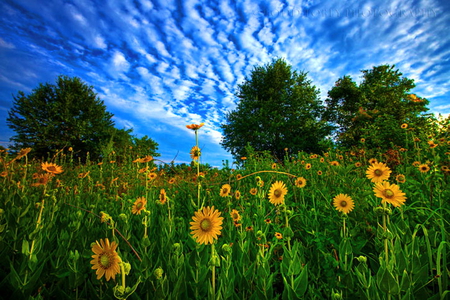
[168,177,176,184]
[230,209,241,222]
[78,171,90,179]
[396,174,406,183]
[138,167,148,174]
[271,163,277,169]
[366,162,392,183]
[236,174,243,180]
[132,197,147,215]
[190,146,201,160]
[159,189,167,204]
[368,158,378,164]
[15,148,32,160]
[186,123,205,130]
[401,123,408,129]
[234,190,241,200]
[373,181,407,207]
[249,188,257,195]
[241,157,247,160]
[190,206,223,245]
[360,138,365,143]
[412,161,420,167]
[330,161,340,166]
[418,164,430,173]
[295,177,307,188]
[333,194,355,214]
[90,238,122,281]
[305,163,312,170]
[264,218,272,224]
[317,170,323,176]
[245,226,253,231]
[41,162,64,174]
[148,172,157,180]
[275,232,283,240]
[31,173,53,187]
[220,184,231,197]
[0,171,7,177]
[268,181,288,205]
[355,162,362,167]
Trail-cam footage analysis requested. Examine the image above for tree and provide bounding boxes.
[6,75,157,160]
[324,65,433,151]
[221,58,333,160]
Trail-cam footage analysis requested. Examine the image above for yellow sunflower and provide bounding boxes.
[305,163,312,170]
[230,209,241,222]
[41,162,64,174]
[186,123,205,130]
[368,158,378,164]
[333,194,355,214]
[159,189,167,204]
[330,160,340,166]
[132,197,147,215]
[418,164,430,173]
[366,162,392,183]
[234,190,241,200]
[401,123,408,129]
[220,184,231,197]
[190,206,224,245]
[275,232,283,240]
[190,146,201,160]
[268,181,288,205]
[396,174,406,183]
[373,181,407,207]
[148,172,157,180]
[295,177,307,188]
[90,238,122,281]
[249,188,258,195]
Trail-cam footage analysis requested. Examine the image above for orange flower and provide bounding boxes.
[186,123,205,130]
[41,162,64,174]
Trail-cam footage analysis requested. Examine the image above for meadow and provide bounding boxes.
[0,124,449,300]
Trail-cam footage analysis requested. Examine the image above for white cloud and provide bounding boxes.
[0,38,15,49]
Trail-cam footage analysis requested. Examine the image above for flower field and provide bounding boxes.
[0,125,449,300]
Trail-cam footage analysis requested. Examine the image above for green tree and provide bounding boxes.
[325,65,433,151]
[6,75,148,160]
[221,58,333,160]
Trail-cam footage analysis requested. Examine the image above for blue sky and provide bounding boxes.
[1,0,449,167]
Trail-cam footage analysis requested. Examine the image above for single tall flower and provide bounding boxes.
[132,197,147,215]
[41,162,64,174]
[268,181,288,205]
[373,181,407,207]
[333,194,355,214]
[366,162,391,183]
[186,123,205,130]
[90,238,122,281]
[190,206,224,245]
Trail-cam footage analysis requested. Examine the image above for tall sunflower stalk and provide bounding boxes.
[186,123,204,208]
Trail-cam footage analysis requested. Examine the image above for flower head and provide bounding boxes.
[41,162,64,174]
[190,206,224,245]
[230,209,241,222]
[90,238,122,281]
[268,181,288,205]
[275,232,283,240]
[333,194,355,214]
[366,162,392,183]
[190,146,201,160]
[294,177,307,188]
[186,123,205,130]
[373,181,407,207]
[418,164,430,173]
[132,197,147,215]
[220,184,231,197]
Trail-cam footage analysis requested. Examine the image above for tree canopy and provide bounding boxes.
[221,58,333,160]
[6,75,159,160]
[324,65,433,151]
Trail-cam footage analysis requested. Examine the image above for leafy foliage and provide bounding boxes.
[221,58,333,160]
[324,65,434,151]
[6,75,158,161]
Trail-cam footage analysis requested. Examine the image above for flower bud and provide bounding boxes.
[154,267,164,280]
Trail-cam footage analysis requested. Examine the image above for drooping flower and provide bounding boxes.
[190,206,224,245]
[132,197,147,215]
[366,162,392,183]
[333,194,355,214]
[90,238,122,281]
[373,181,407,207]
[268,181,288,205]
[41,162,64,174]
[220,184,231,197]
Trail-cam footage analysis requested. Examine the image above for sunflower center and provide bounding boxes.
[136,202,143,209]
[222,188,228,194]
[274,189,282,197]
[340,201,347,207]
[232,213,239,219]
[100,253,111,268]
[374,169,383,176]
[200,218,211,231]
[383,189,394,198]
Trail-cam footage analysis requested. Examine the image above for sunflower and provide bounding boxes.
[401,123,408,129]
[236,174,243,180]
[368,158,378,164]
[275,232,283,240]
[132,197,147,215]
[271,163,277,169]
[295,177,307,188]
[190,206,224,245]
[396,174,406,183]
[373,181,407,207]
[355,162,362,167]
[90,238,122,281]
[305,163,312,170]
[168,177,176,184]
[418,164,430,173]
[268,181,288,205]
[333,194,355,214]
[330,161,340,166]
[249,188,257,195]
[317,170,323,176]
[360,138,366,143]
[159,189,167,204]
[41,162,64,174]
[31,173,53,187]
[148,172,157,180]
[412,161,420,167]
[366,162,392,183]
[234,190,241,200]
[186,123,205,130]
[190,146,201,160]
[230,209,241,222]
[220,184,231,197]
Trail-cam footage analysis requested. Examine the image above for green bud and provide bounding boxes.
[256,230,264,238]
[332,292,343,300]
[154,267,164,280]
[142,237,151,248]
[286,209,293,215]
[118,213,128,222]
[209,254,221,267]
[356,256,367,264]
[222,244,232,254]
[122,261,131,275]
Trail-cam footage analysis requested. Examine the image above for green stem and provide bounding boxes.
[211,243,216,300]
